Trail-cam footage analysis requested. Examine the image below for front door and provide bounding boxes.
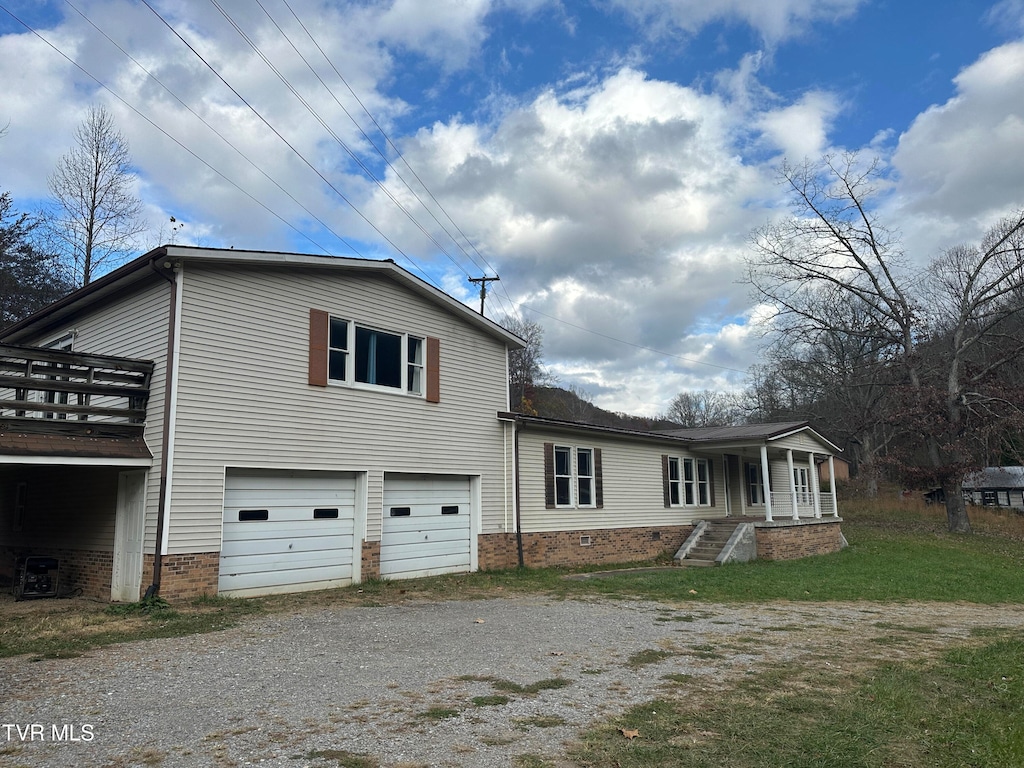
[112,470,146,602]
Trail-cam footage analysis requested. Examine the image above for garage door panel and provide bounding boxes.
[225,491,356,510]
[380,526,468,547]
[383,515,470,534]
[222,519,355,542]
[220,470,357,596]
[220,550,354,575]
[380,553,471,579]
[218,563,353,594]
[383,540,470,560]
[220,532,355,558]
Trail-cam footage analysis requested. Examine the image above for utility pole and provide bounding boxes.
[468,275,500,315]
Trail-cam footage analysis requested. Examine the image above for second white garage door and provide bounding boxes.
[381,473,472,579]
[220,469,357,597]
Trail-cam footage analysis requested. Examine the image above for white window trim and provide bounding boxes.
[669,456,712,508]
[327,315,425,397]
[554,445,597,510]
[554,445,574,508]
[746,462,765,506]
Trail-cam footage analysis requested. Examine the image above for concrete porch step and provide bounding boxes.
[674,519,757,567]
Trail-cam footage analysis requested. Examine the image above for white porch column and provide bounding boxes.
[828,455,839,517]
[760,445,773,522]
[786,449,799,519]
[809,451,821,518]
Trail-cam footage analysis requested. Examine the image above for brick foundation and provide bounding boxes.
[1,545,113,600]
[361,540,381,580]
[515,525,695,568]
[754,519,844,560]
[143,552,220,601]
[478,533,519,570]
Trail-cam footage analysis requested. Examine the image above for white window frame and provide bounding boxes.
[668,456,711,507]
[794,466,811,504]
[576,447,596,508]
[553,445,597,509]
[327,316,425,397]
[667,457,682,506]
[554,445,574,508]
[746,463,764,506]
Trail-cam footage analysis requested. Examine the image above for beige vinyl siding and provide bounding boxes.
[517,430,727,533]
[771,432,831,454]
[12,279,171,553]
[167,265,511,554]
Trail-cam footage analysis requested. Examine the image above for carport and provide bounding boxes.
[0,344,154,600]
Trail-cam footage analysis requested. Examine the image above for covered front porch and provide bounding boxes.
[725,445,841,522]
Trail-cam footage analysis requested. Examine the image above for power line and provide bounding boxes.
[213,0,475,281]
[138,0,439,286]
[276,0,523,321]
[61,0,364,259]
[0,2,336,257]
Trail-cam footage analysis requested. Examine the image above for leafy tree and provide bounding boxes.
[46,105,145,285]
[748,154,1024,532]
[0,191,74,329]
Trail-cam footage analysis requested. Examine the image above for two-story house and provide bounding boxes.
[1,245,845,602]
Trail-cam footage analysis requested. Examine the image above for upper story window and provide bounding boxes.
[327,316,424,395]
[663,455,712,507]
[545,443,603,510]
[310,309,440,403]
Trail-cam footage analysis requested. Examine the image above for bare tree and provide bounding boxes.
[748,152,1024,532]
[47,105,145,285]
[665,389,741,428]
[498,313,548,414]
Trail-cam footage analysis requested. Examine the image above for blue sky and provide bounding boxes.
[1,0,1023,415]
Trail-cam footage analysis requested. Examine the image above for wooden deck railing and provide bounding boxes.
[0,343,153,436]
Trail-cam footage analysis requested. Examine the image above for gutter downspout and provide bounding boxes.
[514,420,524,568]
[145,252,178,598]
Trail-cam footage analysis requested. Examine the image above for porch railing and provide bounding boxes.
[0,343,153,437]
[766,491,839,519]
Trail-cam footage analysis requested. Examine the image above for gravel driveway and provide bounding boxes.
[3,595,1024,767]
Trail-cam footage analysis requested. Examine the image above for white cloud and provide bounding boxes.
[891,39,1024,256]
[605,0,865,46]
[757,90,842,161]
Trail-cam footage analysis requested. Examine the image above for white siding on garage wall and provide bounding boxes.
[516,430,727,533]
[166,265,511,555]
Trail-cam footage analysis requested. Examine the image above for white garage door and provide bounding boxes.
[220,470,357,597]
[381,474,472,579]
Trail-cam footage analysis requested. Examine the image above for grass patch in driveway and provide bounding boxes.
[626,648,676,669]
[0,595,263,660]
[569,635,1024,767]
[417,706,460,721]
[304,749,379,767]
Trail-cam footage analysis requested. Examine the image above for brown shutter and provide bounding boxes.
[426,337,440,403]
[594,448,603,508]
[661,455,671,507]
[708,458,716,507]
[308,309,328,387]
[543,442,555,509]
